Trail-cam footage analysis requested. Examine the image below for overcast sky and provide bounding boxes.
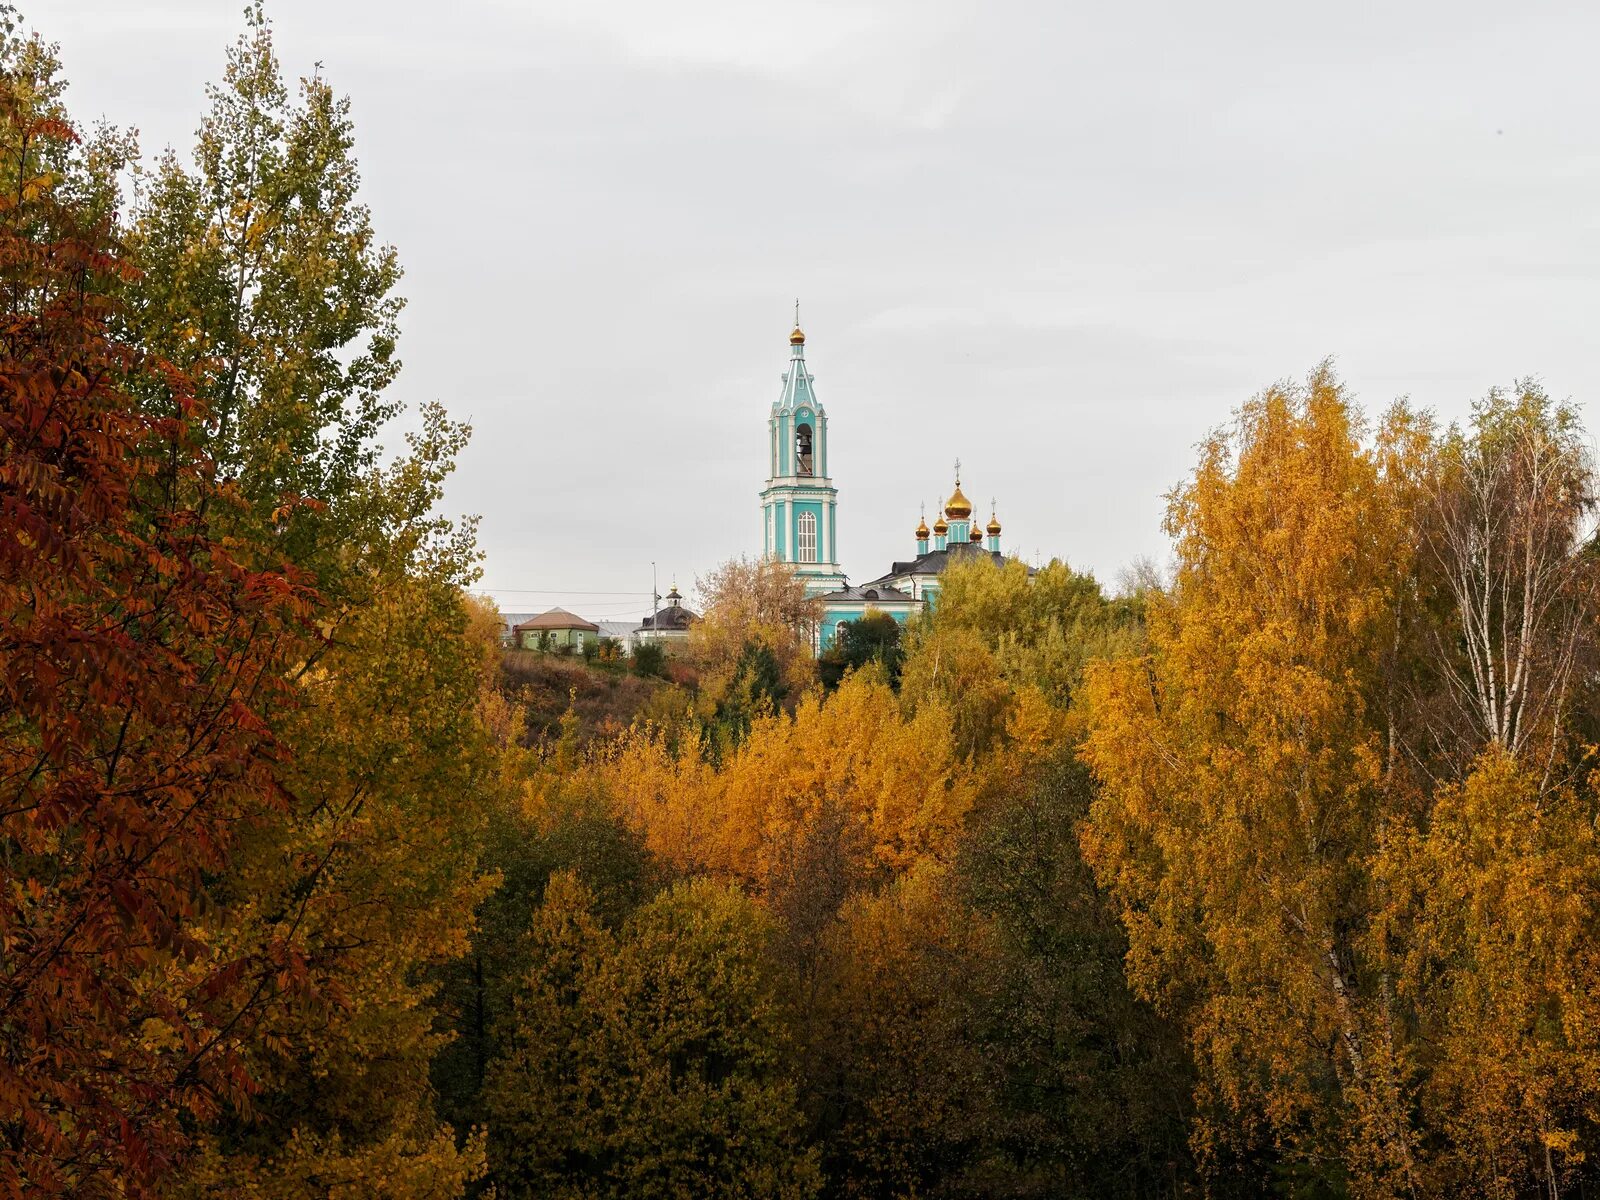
[46,0,1600,621]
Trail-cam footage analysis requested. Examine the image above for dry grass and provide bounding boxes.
[498,651,670,746]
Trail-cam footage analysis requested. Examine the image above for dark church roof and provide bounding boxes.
[815,583,917,605]
[867,543,1012,586]
[638,603,698,632]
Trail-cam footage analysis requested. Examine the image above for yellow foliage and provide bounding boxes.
[898,625,1011,760]
[179,1127,489,1200]
[1376,749,1600,1194]
[600,671,978,891]
[1077,366,1426,1183]
[175,574,497,1195]
[906,554,1142,708]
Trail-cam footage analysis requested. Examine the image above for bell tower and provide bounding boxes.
[760,313,845,594]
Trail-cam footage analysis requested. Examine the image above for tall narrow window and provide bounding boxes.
[795,423,814,476]
[797,512,817,563]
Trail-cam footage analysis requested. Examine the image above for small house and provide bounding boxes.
[512,608,601,653]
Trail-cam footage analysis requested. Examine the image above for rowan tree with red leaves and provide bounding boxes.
[0,81,318,1196]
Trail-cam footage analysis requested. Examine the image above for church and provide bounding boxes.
[758,319,1011,650]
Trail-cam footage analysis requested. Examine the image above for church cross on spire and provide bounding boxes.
[954,457,961,484]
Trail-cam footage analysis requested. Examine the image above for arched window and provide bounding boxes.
[797,512,817,563]
[795,422,814,476]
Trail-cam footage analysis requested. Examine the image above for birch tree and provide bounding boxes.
[1421,383,1597,780]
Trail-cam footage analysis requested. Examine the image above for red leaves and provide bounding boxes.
[24,116,78,145]
[0,101,320,1197]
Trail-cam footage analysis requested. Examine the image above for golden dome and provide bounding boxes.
[944,482,973,520]
[932,515,949,535]
[986,513,1002,536]
[789,326,806,345]
[969,523,984,542]
[916,516,930,538]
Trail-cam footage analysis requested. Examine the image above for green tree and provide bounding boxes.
[819,611,904,690]
[432,769,664,1138]
[709,638,787,752]
[126,1,405,596]
[485,875,821,1199]
[800,866,1004,1199]
[631,640,667,679]
[956,757,1198,1197]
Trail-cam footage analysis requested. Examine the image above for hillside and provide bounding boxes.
[498,650,678,745]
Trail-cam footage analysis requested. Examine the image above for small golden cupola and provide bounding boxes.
[915,513,930,539]
[986,509,1002,537]
[932,514,949,535]
[969,521,984,542]
[789,325,805,345]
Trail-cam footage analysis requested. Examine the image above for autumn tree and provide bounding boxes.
[174,563,496,1197]
[898,625,1012,760]
[796,767,1198,1200]
[1375,750,1600,1196]
[484,873,821,1199]
[126,1,404,596]
[691,555,819,699]
[0,63,317,1196]
[1078,366,1426,1190]
[431,730,665,1140]
[601,669,977,896]
[895,556,1139,769]
[906,555,1141,708]
[800,866,1003,1198]
[955,757,1198,1197]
